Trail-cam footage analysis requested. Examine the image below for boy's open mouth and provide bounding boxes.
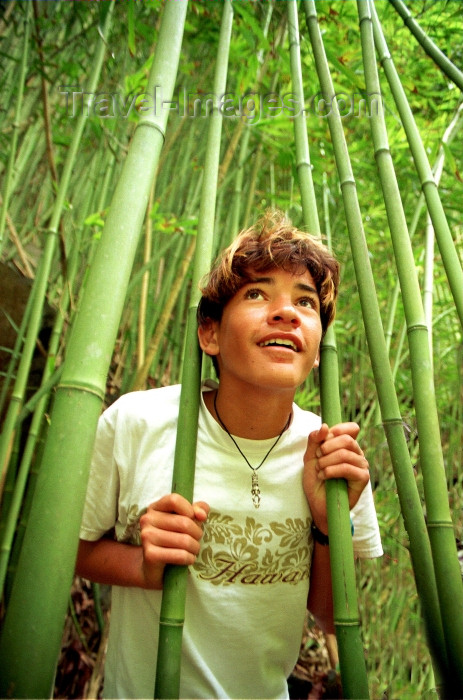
[258,339,299,352]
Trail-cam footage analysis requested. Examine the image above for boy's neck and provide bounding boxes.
[204,384,295,440]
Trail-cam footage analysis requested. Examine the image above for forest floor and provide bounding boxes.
[54,577,341,699]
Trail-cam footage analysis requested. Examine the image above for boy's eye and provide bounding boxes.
[298,297,318,309]
[245,288,264,300]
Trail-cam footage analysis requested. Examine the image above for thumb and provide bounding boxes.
[193,501,210,522]
[304,423,330,461]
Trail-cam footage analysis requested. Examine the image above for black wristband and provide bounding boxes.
[311,522,329,546]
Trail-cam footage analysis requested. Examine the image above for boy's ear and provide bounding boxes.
[198,320,220,356]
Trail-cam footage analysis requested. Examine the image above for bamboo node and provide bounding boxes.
[334,619,362,627]
[159,618,185,628]
[406,323,429,334]
[320,344,337,354]
[135,119,166,144]
[381,418,406,427]
[57,382,105,401]
[339,177,356,188]
[427,521,455,530]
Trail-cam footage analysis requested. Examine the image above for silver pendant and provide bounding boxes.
[251,471,261,509]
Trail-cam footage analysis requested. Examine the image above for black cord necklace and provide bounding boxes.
[213,392,291,509]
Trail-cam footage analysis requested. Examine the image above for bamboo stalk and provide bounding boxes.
[2,208,34,278]
[154,3,234,696]
[320,207,370,699]
[370,103,463,427]
[0,3,115,500]
[388,0,463,92]
[218,118,245,186]
[173,282,191,383]
[32,0,59,186]
[243,142,262,229]
[0,1,31,253]
[358,3,463,693]
[0,175,94,599]
[137,184,155,370]
[223,1,274,243]
[423,212,435,353]
[228,122,250,242]
[303,0,448,685]
[0,359,61,599]
[0,3,188,696]
[371,2,463,330]
[132,236,196,391]
[287,4,369,695]
[287,2,318,230]
[0,273,35,423]
[128,233,190,388]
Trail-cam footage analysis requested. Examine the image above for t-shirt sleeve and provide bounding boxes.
[351,481,383,558]
[79,406,120,542]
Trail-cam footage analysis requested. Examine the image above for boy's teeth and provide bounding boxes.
[260,339,297,351]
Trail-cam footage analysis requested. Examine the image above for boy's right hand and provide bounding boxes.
[139,493,210,589]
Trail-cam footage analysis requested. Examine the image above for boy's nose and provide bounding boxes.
[270,302,301,326]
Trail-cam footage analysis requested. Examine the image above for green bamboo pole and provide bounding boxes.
[303,0,448,686]
[228,123,251,242]
[0,272,36,425]
[132,236,196,391]
[320,331,370,696]
[423,212,434,352]
[369,102,463,427]
[358,4,463,693]
[172,279,191,383]
[0,2,30,254]
[287,2,318,229]
[138,186,157,370]
[287,3,369,696]
[388,0,463,92]
[0,3,188,697]
[269,160,276,208]
[128,233,190,389]
[320,207,370,698]
[0,172,96,599]
[243,141,262,228]
[33,0,59,188]
[154,3,233,696]
[227,0,274,241]
[371,2,463,330]
[0,3,115,500]
[1,124,45,256]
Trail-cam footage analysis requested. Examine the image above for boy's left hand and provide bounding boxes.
[303,422,370,534]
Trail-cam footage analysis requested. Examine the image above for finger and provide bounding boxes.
[317,448,369,475]
[142,526,203,558]
[143,542,199,567]
[316,433,363,458]
[316,461,370,482]
[149,493,196,518]
[140,509,204,541]
[326,422,361,439]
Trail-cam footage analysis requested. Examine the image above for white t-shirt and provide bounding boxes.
[80,382,382,699]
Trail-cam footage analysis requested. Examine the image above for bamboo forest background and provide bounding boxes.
[0,1,462,698]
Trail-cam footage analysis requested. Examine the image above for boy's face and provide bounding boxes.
[198,266,322,395]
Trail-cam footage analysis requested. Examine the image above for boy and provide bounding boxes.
[76,211,382,698]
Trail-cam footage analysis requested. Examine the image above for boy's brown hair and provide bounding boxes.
[197,210,340,335]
